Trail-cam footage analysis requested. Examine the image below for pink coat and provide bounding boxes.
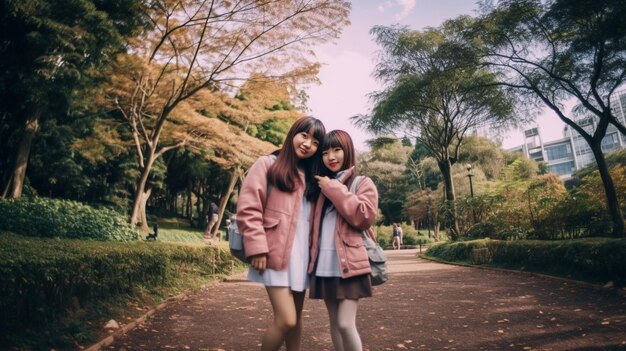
[307,167,379,279]
[236,155,309,271]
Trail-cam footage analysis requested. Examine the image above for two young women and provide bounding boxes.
[236,117,379,351]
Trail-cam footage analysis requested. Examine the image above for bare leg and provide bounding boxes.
[285,290,306,351]
[324,299,345,351]
[262,287,298,351]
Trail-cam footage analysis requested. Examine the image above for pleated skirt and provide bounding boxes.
[309,274,372,300]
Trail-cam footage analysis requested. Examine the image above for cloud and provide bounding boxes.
[377,1,394,13]
[395,0,416,20]
[376,0,416,19]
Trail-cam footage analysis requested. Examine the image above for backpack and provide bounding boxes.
[349,176,388,286]
[229,154,276,262]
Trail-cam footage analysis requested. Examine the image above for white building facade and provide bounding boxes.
[509,90,626,179]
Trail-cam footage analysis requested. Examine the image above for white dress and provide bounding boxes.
[314,206,341,277]
[247,196,311,292]
[315,171,345,277]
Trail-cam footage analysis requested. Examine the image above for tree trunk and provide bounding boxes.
[590,143,625,237]
[438,159,460,240]
[129,150,156,226]
[4,113,40,199]
[1,174,12,198]
[212,167,241,236]
[138,186,152,232]
[186,179,194,226]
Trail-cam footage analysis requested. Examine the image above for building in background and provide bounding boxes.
[509,90,626,179]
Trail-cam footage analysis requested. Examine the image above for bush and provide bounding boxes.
[0,232,242,349]
[0,197,137,241]
[424,238,626,287]
[424,239,490,263]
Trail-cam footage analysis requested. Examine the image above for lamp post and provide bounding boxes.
[426,193,432,238]
[466,164,474,198]
[467,164,476,223]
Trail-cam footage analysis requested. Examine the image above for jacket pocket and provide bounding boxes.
[342,237,369,268]
[342,237,363,248]
[263,217,280,229]
[263,217,283,253]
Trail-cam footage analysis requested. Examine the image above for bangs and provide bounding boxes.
[320,130,355,171]
[321,132,343,151]
[306,120,326,142]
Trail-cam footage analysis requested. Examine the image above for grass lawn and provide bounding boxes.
[154,217,229,248]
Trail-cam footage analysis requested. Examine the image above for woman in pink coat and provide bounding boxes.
[308,130,379,351]
[236,116,325,351]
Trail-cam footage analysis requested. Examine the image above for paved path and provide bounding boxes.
[104,249,625,350]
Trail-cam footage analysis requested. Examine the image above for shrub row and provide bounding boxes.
[424,238,626,287]
[0,197,137,241]
[0,232,240,346]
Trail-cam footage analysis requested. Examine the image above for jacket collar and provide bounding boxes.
[335,166,356,184]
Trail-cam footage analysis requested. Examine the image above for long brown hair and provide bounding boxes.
[267,117,325,200]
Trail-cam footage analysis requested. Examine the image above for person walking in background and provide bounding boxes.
[308,130,379,351]
[397,223,403,247]
[204,201,219,239]
[236,117,326,351]
[392,223,401,250]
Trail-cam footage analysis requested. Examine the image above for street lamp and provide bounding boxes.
[466,164,474,198]
[426,193,432,238]
[467,164,477,223]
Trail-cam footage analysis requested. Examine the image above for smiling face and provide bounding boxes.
[292,130,319,160]
[322,146,345,173]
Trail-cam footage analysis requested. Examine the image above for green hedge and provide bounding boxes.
[424,238,626,287]
[0,232,239,347]
[0,197,137,241]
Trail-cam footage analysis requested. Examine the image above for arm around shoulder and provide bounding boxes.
[325,176,378,230]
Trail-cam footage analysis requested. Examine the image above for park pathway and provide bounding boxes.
[104,249,625,351]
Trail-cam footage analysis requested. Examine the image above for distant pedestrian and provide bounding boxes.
[392,223,401,250]
[309,130,379,351]
[204,202,219,239]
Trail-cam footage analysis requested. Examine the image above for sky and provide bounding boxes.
[305,0,567,151]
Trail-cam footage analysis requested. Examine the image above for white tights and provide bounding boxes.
[324,299,362,351]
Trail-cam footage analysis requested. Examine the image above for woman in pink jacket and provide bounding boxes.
[308,130,379,351]
[236,116,325,351]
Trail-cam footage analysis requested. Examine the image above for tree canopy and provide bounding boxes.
[356,22,516,239]
[471,0,626,236]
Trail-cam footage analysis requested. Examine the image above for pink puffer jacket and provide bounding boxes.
[307,167,379,279]
[236,155,309,271]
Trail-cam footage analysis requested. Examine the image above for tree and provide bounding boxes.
[360,138,413,224]
[0,0,145,198]
[108,0,350,227]
[458,136,507,180]
[473,0,626,236]
[355,22,516,239]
